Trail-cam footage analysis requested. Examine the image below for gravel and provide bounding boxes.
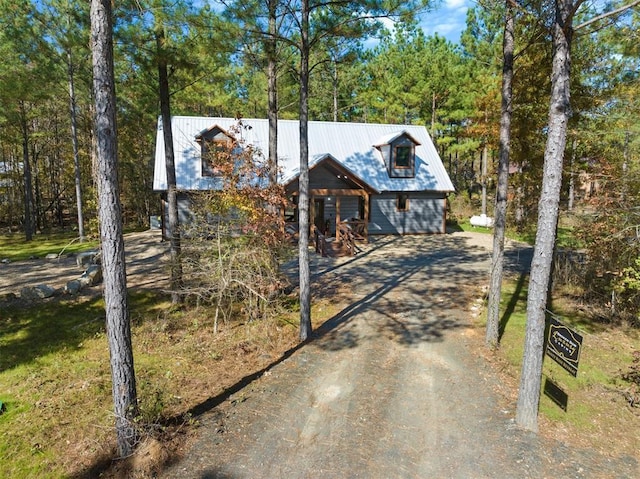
[161,231,638,479]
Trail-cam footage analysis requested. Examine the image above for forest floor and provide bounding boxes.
[156,231,638,479]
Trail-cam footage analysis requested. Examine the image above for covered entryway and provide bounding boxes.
[285,154,377,256]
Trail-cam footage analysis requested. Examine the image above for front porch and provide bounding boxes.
[284,155,376,257]
[302,190,370,258]
[311,220,366,257]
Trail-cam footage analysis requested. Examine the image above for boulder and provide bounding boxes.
[76,250,99,269]
[0,292,17,302]
[65,280,82,295]
[81,264,103,286]
[21,284,57,300]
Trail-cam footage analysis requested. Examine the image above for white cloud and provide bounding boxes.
[445,0,468,8]
[378,16,397,32]
[419,0,470,43]
[425,22,460,35]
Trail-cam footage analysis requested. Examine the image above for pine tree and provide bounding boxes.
[90,0,138,456]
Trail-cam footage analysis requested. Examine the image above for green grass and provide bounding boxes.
[0,232,98,262]
[0,292,172,478]
[0,296,110,478]
[490,278,640,454]
[0,286,307,478]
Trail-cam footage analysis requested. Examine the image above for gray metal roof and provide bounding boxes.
[153,116,455,193]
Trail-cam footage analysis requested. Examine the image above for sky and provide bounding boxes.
[419,0,472,44]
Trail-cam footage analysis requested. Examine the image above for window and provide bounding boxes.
[397,194,409,212]
[201,139,229,177]
[394,146,413,169]
[373,131,419,178]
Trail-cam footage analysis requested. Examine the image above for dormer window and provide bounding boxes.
[394,145,413,169]
[374,131,420,179]
[196,125,233,177]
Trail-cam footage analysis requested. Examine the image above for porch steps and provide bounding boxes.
[322,239,353,257]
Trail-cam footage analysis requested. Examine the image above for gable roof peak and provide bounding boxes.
[195,123,234,142]
[373,130,421,148]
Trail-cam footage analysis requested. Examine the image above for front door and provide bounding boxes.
[314,199,325,233]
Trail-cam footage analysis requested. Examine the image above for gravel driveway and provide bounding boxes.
[161,231,637,479]
[0,230,169,297]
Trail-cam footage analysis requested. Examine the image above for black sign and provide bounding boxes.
[546,316,583,377]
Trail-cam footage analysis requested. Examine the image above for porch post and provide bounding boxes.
[363,192,369,242]
[335,196,341,240]
[309,194,315,239]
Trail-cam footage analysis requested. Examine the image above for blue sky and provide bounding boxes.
[419,0,472,44]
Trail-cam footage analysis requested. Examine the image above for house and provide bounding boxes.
[153,116,455,239]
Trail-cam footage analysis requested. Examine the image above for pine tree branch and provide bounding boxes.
[574,0,640,31]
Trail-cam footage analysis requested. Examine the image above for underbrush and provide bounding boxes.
[484,278,640,458]
[0,290,339,478]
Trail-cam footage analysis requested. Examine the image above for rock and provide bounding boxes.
[21,284,56,300]
[1,258,10,264]
[65,264,102,294]
[76,250,99,269]
[0,292,17,302]
[65,280,82,295]
[45,253,59,260]
[81,264,102,286]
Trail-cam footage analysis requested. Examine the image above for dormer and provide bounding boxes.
[195,125,234,177]
[374,131,420,178]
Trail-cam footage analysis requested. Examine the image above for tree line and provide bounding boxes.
[2,0,638,457]
[1,2,635,238]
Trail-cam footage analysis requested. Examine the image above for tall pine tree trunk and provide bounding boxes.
[267,0,278,186]
[90,0,138,456]
[156,27,183,304]
[516,0,574,432]
[298,0,312,341]
[481,143,488,216]
[68,47,85,242]
[568,138,576,211]
[486,1,514,349]
[332,57,338,122]
[20,106,34,241]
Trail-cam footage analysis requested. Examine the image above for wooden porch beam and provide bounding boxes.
[310,195,315,235]
[291,188,368,197]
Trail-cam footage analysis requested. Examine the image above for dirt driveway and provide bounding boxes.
[0,230,168,297]
[161,232,637,479]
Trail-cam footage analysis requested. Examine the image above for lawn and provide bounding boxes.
[0,232,98,262]
[0,287,340,478]
[485,277,640,458]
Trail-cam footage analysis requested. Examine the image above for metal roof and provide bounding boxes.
[153,116,455,193]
